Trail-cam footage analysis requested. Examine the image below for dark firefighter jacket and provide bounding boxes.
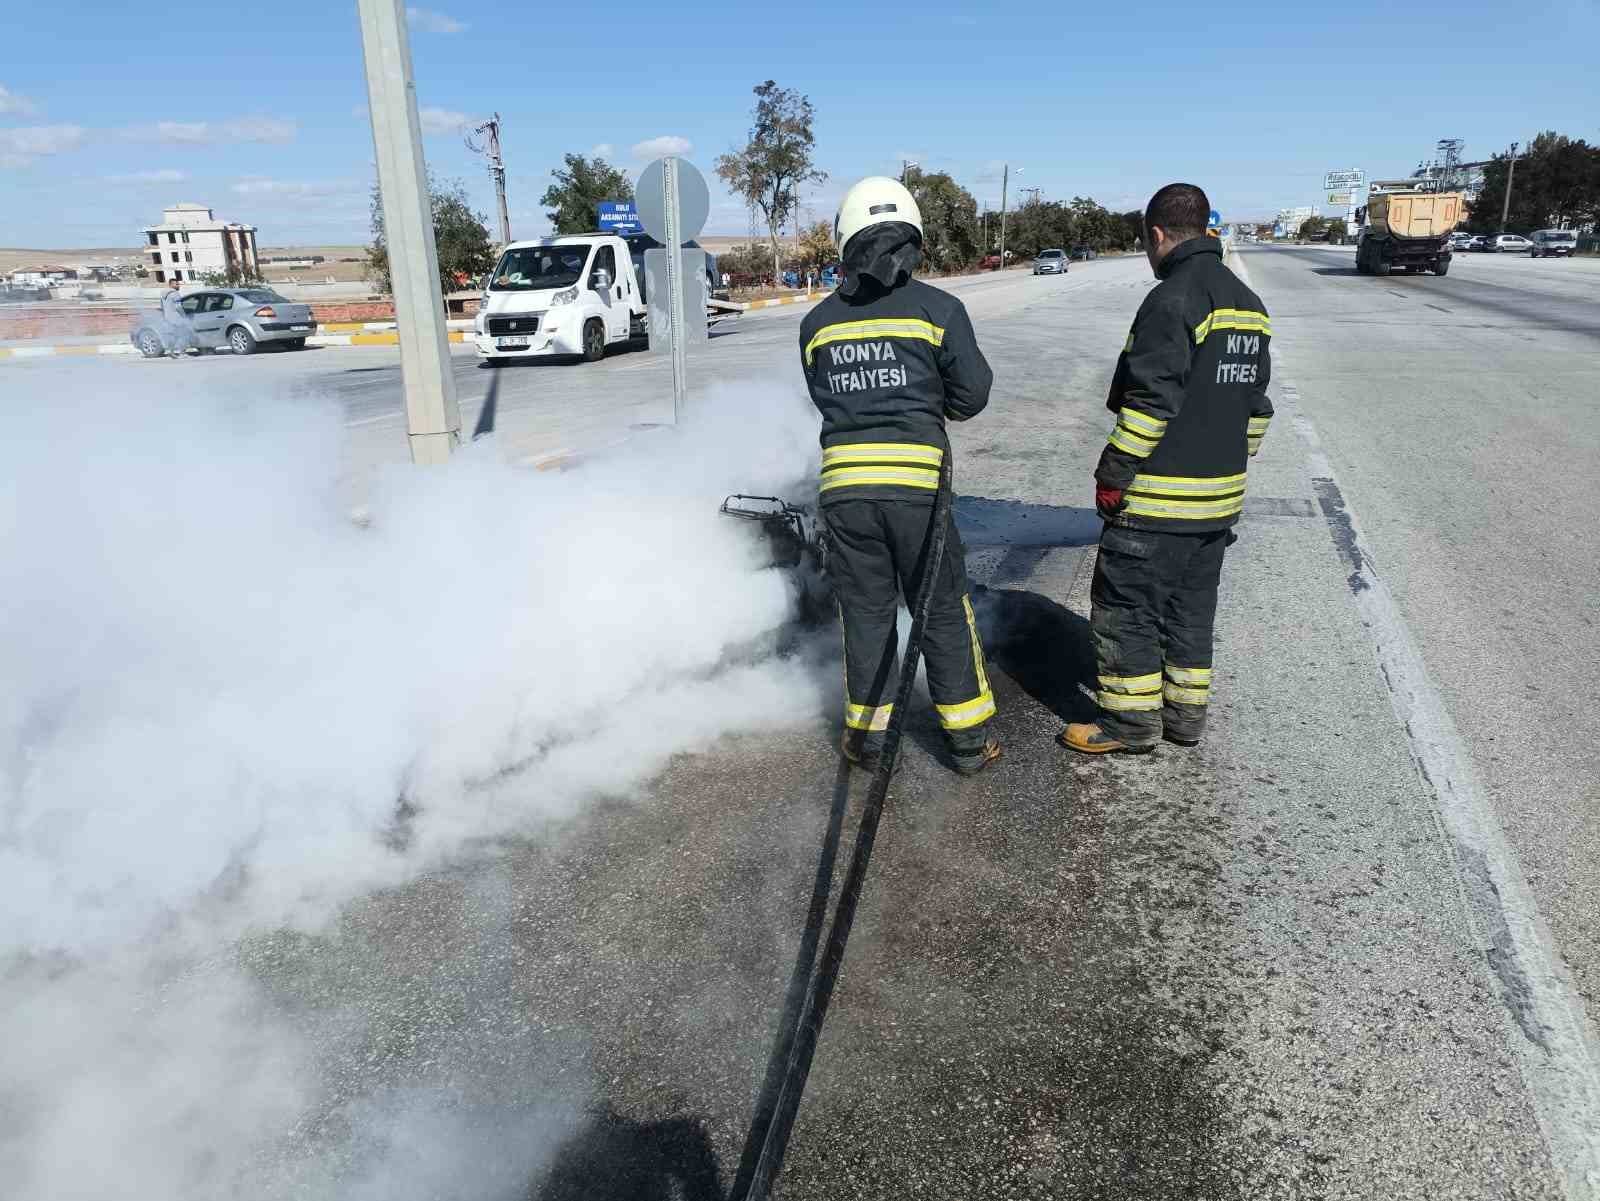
[799,227,992,506]
[1096,237,1273,532]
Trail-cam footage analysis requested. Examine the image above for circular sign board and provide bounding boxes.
[636,157,710,244]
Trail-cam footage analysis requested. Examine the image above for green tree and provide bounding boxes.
[1325,217,1349,243]
[716,81,827,282]
[1003,198,1074,259]
[540,153,634,235]
[367,174,496,296]
[1119,209,1145,249]
[197,263,265,288]
[1297,215,1329,241]
[1469,131,1600,232]
[905,167,981,272]
[796,220,837,270]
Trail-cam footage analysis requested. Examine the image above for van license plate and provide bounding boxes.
[290,324,311,331]
[496,336,529,349]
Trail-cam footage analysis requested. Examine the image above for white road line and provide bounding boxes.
[1237,251,1600,1196]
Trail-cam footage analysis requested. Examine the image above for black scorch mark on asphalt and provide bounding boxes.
[1312,477,1370,593]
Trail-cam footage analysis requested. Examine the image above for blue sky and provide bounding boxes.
[3,0,1597,248]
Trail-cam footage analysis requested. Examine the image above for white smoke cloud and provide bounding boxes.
[0,375,827,1197]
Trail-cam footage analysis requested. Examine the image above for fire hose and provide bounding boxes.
[733,453,956,1201]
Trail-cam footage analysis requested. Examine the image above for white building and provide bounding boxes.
[1276,206,1316,236]
[7,265,77,287]
[142,203,259,284]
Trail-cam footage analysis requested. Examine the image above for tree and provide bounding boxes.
[1297,215,1329,241]
[367,174,496,296]
[1325,217,1349,243]
[716,81,827,282]
[796,220,836,270]
[904,167,981,272]
[1002,198,1074,259]
[1468,131,1600,232]
[540,153,633,235]
[1119,209,1145,250]
[198,263,265,288]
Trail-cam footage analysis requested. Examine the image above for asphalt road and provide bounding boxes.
[10,249,1599,1198]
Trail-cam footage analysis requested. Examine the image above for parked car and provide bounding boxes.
[1466,235,1493,252]
[129,287,316,357]
[1070,246,1098,261]
[1449,232,1475,251]
[1529,229,1578,258]
[1032,248,1068,275]
[1489,234,1532,253]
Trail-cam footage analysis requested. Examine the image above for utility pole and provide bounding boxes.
[998,164,1012,269]
[1500,141,1519,233]
[467,112,511,245]
[356,0,459,464]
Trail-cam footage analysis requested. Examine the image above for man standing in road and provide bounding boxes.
[1062,183,1273,755]
[799,177,1001,775]
[160,278,192,359]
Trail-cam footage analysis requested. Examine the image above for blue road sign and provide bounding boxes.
[1207,209,1222,229]
[598,201,642,233]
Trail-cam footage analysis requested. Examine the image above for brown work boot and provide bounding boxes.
[951,737,1002,776]
[1059,722,1155,755]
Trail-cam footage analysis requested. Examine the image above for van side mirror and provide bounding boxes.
[591,268,612,291]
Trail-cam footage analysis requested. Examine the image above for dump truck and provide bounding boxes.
[1354,190,1464,276]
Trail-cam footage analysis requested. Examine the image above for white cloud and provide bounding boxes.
[589,143,616,160]
[631,135,692,160]
[0,84,40,117]
[121,117,297,146]
[230,177,358,198]
[0,124,87,169]
[418,107,469,137]
[105,168,190,185]
[406,6,467,32]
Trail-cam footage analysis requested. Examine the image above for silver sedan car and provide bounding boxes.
[130,287,317,357]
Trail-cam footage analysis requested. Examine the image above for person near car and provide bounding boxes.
[799,176,1001,776]
[159,279,192,358]
[1061,182,1273,755]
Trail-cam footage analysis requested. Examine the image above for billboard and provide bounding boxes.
[1324,168,1365,190]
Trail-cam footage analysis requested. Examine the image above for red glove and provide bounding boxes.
[1095,485,1125,521]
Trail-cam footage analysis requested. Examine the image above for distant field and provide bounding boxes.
[0,245,371,284]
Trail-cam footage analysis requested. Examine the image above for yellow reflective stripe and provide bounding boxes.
[1247,417,1271,433]
[821,441,945,466]
[1097,672,1162,693]
[935,691,996,730]
[1193,308,1272,343]
[1108,429,1158,458]
[1164,665,1212,686]
[819,467,940,492]
[1098,691,1163,712]
[1163,682,1210,706]
[1122,329,1135,352]
[1122,495,1244,519]
[1130,472,1246,496]
[804,318,945,365]
[845,702,893,731]
[1116,408,1167,437]
[962,595,991,697]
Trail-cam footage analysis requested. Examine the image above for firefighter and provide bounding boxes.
[1061,183,1273,755]
[799,177,1001,775]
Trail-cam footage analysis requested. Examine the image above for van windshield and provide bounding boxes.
[1541,231,1577,242]
[490,245,590,291]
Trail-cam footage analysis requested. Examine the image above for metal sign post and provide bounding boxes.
[637,156,710,426]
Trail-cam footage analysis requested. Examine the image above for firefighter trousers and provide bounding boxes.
[823,498,996,757]
[1090,524,1233,746]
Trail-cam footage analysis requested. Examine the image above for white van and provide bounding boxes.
[473,232,727,365]
[1529,229,1578,259]
[474,235,640,365]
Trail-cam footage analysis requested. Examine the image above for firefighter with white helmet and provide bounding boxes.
[799,177,1001,775]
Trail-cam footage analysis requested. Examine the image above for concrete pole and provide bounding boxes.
[998,164,1008,270]
[1500,142,1518,234]
[662,157,688,425]
[356,0,460,465]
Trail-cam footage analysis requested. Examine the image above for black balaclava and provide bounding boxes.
[838,220,923,299]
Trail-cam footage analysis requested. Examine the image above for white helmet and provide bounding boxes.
[834,177,923,255]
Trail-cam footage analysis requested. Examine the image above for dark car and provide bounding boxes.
[1070,246,1098,261]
